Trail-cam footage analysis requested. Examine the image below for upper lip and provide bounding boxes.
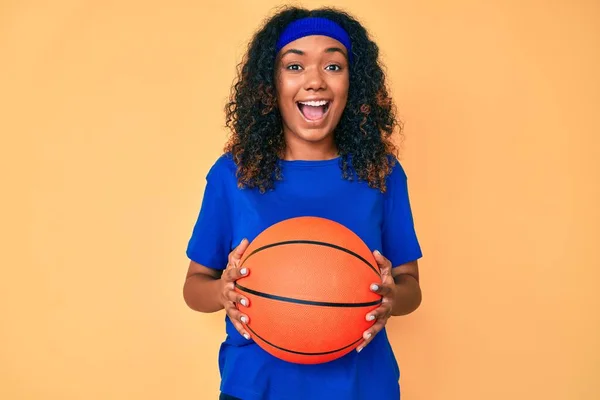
[296,98,332,103]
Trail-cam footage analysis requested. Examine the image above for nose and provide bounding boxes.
[303,66,327,91]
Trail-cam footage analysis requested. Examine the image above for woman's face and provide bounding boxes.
[275,35,350,153]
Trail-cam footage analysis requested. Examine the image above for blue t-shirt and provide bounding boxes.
[186,153,422,400]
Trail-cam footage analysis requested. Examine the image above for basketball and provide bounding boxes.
[234,216,382,364]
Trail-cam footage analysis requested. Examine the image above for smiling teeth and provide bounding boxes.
[298,100,329,106]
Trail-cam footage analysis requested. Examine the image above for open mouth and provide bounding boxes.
[297,100,331,122]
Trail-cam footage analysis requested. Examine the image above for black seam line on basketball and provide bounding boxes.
[244,324,364,356]
[235,283,382,308]
[240,240,380,277]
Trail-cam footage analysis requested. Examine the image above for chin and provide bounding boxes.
[295,128,333,143]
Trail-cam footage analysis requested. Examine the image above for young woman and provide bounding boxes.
[183,6,423,400]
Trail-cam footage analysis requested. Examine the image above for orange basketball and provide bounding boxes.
[234,216,382,364]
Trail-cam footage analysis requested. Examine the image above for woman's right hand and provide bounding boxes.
[220,238,252,340]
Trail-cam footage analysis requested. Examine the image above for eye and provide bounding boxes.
[325,64,342,72]
[286,64,302,71]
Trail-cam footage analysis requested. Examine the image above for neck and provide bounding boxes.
[282,135,338,161]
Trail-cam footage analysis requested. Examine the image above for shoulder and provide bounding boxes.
[206,152,237,182]
[202,153,239,198]
[385,156,408,186]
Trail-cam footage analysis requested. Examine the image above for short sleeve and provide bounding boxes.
[186,159,233,270]
[381,161,423,267]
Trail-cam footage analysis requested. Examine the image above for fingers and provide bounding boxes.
[365,303,392,323]
[369,281,393,297]
[358,301,392,353]
[223,264,250,283]
[225,284,250,307]
[357,251,396,353]
[357,317,387,352]
[371,250,394,297]
[221,240,252,341]
[221,251,252,341]
[356,315,388,353]
[224,301,251,340]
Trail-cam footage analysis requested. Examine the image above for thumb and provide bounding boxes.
[233,238,250,258]
[373,250,390,275]
[373,249,385,264]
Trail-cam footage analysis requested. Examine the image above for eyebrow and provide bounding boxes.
[280,47,348,59]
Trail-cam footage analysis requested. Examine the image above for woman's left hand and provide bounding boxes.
[357,250,395,353]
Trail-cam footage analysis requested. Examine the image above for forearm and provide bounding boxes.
[183,274,224,313]
[391,274,422,316]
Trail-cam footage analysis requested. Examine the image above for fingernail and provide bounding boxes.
[240,238,246,245]
[374,250,381,255]
[370,284,379,291]
[364,332,372,339]
[357,346,363,353]
[367,314,375,321]
[241,316,248,324]
[240,268,248,275]
[240,298,248,307]
[243,333,250,340]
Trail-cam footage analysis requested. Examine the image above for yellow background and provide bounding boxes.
[2,1,599,399]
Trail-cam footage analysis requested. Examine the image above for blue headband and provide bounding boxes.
[276,17,353,63]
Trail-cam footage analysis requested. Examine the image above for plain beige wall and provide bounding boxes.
[2,1,599,399]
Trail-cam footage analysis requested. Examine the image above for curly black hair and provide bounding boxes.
[224,5,402,193]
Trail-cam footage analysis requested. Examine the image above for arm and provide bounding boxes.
[390,260,422,316]
[183,260,225,313]
[182,240,253,339]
